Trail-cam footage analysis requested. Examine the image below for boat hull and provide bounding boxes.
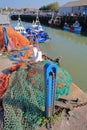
[70,26,82,32]
[63,26,70,31]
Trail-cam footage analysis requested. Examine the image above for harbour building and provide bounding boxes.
[0,14,10,25]
[59,0,87,16]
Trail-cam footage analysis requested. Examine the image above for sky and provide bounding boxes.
[0,0,76,9]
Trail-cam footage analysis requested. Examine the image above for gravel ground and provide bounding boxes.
[0,55,14,74]
[38,105,87,130]
[0,54,22,75]
[38,83,87,130]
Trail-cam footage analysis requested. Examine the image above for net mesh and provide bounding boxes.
[3,60,72,130]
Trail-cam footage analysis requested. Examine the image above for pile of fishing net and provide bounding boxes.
[0,26,31,51]
[3,60,72,130]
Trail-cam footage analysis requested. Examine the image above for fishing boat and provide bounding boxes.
[14,16,29,39]
[48,13,61,27]
[53,16,61,26]
[25,15,50,43]
[31,15,43,33]
[32,30,50,43]
[70,21,82,33]
[70,26,82,32]
[63,22,70,31]
[48,13,54,25]
[35,36,49,43]
[63,26,70,31]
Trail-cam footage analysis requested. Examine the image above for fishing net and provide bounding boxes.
[0,26,31,51]
[3,60,72,130]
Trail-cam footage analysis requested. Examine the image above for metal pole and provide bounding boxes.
[44,62,58,130]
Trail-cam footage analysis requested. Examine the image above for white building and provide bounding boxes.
[0,14,10,25]
[59,0,87,16]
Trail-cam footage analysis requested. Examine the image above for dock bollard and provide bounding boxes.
[44,62,58,129]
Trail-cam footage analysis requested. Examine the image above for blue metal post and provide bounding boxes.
[2,26,9,48]
[44,62,58,118]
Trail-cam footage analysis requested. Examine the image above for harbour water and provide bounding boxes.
[11,20,87,92]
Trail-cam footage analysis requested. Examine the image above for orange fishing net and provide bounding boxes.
[0,62,26,98]
[0,26,40,98]
[0,74,10,98]
[0,26,31,50]
[9,62,26,72]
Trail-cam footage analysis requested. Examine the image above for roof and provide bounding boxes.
[0,14,10,25]
[61,0,87,7]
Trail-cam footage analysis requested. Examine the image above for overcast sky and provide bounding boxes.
[0,0,76,8]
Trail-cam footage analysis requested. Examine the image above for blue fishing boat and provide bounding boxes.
[70,26,82,32]
[63,22,70,31]
[63,26,70,31]
[70,21,82,33]
[31,14,44,33]
[35,37,47,43]
[25,15,50,43]
[32,31,50,43]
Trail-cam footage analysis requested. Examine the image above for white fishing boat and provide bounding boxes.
[31,15,43,33]
[14,17,26,33]
[14,16,29,39]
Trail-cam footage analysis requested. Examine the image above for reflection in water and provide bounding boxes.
[49,28,87,45]
[11,21,87,92]
[40,27,87,92]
